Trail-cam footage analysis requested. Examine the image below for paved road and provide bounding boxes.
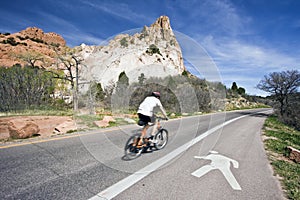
[0,109,284,199]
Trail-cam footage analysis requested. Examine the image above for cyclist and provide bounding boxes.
[137,91,168,147]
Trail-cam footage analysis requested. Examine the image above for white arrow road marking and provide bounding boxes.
[192,151,242,190]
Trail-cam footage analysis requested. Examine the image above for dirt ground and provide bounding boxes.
[0,116,74,140]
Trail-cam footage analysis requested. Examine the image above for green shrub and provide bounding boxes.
[146,44,162,56]
[120,37,128,47]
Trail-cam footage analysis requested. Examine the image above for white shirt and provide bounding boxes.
[137,96,167,117]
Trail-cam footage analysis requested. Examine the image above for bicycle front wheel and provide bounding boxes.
[154,129,168,150]
[124,134,143,160]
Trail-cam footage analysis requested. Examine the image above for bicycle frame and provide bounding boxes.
[124,117,168,160]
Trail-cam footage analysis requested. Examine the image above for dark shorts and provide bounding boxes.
[138,113,151,126]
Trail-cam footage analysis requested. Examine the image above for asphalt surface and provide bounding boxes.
[0,108,284,200]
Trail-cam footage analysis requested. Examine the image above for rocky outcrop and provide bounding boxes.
[226,97,259,110]
[0,27,66,67]
[19,27,65,47]
[151,15,172,30]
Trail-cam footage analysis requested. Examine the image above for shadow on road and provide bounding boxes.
[236,111,271,118]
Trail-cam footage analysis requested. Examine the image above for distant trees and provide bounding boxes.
[228,82,246,97]
[257,69,300,130]
[0,60,227,116]
[111,71,130,112]
[117,71,129,88]
[95,71,223,115]
[129,79,181,113]
[91,82,105,102]
[231,82,238,91]
[0,65,57,112]
[128,75,217,114]
[231,82,246,95]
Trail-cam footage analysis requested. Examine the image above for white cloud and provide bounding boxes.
[196,35,299,96]
[64,32,104,46]
[202,35,299,72]
[35,11,103,46]
[179,0,252,36]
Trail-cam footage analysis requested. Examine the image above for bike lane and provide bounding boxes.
[90,109,284,200]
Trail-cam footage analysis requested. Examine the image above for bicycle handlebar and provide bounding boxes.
[156,116,169,121]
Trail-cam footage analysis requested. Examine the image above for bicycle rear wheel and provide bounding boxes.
[154,129,168,150]
[124,134,143,160]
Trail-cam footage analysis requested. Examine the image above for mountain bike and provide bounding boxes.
[124,117,168,160]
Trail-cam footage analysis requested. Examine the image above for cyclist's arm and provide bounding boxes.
[157,101,168,119]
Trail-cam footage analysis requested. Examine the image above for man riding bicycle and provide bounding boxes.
[137,91,168,147]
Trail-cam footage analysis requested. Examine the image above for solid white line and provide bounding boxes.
[89,114,248,200]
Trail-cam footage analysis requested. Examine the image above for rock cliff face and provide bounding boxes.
[0,27,66,67]
[81,16,185,88]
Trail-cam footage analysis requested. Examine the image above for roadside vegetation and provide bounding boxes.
[1,52,298,142]
[0,60,271,133]
[263,115,300,199]
[257,69,299,199]
[257,70,300,131]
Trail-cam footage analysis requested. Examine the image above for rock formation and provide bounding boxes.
[81,15,185,88]
[0,27,66,67]
[19,27,65,47]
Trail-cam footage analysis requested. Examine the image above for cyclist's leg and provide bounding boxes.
[137,114,151,145]
[138,124,150,146]
[141,124,150,138]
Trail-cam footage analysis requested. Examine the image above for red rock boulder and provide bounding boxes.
[8,121,40,139]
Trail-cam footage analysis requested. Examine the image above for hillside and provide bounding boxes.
[0,27,66,67]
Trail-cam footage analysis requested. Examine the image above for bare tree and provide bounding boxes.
[55,48,83,111]
[257,70,300,115]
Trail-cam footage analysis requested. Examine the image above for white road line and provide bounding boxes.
[89,114,251,200]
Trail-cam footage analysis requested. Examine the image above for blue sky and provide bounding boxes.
[1,0,299,96]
